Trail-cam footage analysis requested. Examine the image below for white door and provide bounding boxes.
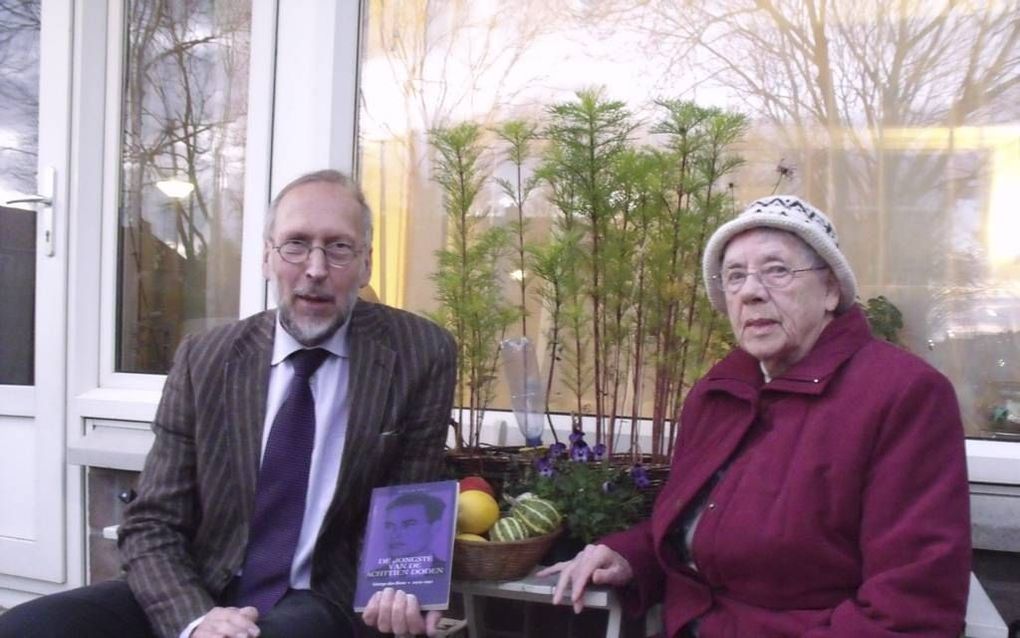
[0,0,72,583]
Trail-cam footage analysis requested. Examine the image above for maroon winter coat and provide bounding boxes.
[602,307,970,637]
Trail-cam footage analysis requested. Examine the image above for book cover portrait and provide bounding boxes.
[353,480,459,611]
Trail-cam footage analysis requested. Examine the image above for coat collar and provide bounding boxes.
[704,306,872,397]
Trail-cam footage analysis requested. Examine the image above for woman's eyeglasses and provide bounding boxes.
[712,264,827,293]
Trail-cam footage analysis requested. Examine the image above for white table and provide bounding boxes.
[452,570,633,638]
[453,571,1007,638]
[966,572,1010,638]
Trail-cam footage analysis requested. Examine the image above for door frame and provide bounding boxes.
[0,0,73,595]
[59,0,278,592]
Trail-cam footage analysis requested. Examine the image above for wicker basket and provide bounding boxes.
[452,526,563,581]
[444,446,545,497]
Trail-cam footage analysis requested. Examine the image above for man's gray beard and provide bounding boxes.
[273,282,359,346]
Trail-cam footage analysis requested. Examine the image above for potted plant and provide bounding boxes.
[535,90,747,462]
[513,430,651,550]
[428,122,517,450]
[431,92,749,501]
[863,295,904,346]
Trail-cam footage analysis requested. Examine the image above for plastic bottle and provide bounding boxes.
[500,336,545,446]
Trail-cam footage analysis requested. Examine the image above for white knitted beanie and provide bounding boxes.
[702,195,858,314]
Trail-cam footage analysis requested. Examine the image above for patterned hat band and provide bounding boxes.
[745,196,840,245]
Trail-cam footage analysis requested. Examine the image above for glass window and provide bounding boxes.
[358,1,1020,441]
[117,0,251,374]
[0,0,40,386]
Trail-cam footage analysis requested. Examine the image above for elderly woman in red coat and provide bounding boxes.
[540,196,971,637]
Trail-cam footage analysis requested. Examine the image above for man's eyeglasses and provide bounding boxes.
[712,264,827,293]
[273,240,362,268]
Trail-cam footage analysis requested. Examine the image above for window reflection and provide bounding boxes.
[358,1,1020,440]
[117,0,251,374]
[0,0,40,386]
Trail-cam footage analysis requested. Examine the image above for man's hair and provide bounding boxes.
[386,491,446,523]
[264,169,373,246]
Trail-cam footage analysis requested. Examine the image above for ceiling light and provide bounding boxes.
[155,178,195,199]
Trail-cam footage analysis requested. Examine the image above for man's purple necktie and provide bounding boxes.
[234,347,329,615]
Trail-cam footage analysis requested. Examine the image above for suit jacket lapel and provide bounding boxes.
[332,301,396,527]
[224,310,275,524]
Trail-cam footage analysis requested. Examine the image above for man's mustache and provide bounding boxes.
[293,288,336,301]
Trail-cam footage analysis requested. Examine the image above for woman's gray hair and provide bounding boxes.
[264,169,373,246]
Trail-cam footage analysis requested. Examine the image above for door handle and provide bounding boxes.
[3,166,56,257]
[5,195,52,207]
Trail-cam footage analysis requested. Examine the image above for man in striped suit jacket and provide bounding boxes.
[0,170,456,638]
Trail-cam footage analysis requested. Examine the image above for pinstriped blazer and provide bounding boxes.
[118,301,457,638]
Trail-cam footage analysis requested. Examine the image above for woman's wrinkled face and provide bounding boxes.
[721,229,839,379]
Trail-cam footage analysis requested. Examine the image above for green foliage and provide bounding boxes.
[524,455,644,545]
[493,119,540,171]
[528,227,587,425]
[631,100,747,459]
[532,92,748,460]
[428,93,748,460]
[428,122,517,448]
[493,119,541,337]
[541,88,637,441]
[864,295,904,345]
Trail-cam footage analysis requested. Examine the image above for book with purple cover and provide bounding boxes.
[353,480,459,612]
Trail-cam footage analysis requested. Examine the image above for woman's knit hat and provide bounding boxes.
[702,195,858,314]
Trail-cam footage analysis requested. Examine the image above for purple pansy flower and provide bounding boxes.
[630,464,651,489]
[549,442,567,459]
[535,456,555,478]
[571,442,591,463]
[569,430,585,445]
[592,443,607,461]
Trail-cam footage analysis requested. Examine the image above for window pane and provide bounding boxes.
[0,0,40,386]
[117,0,251,374]
[358,1,1020,441]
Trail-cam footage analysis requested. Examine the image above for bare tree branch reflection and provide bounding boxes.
[0,0,40,193]
[611,0,1020,434]
[361,0,1019,436]
[118,0,250,373]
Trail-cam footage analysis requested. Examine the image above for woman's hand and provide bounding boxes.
[361,588,443,636]
[536,544,634,614]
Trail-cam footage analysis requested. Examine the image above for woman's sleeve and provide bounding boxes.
[805,367,971,637]
[600,519,665,617]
